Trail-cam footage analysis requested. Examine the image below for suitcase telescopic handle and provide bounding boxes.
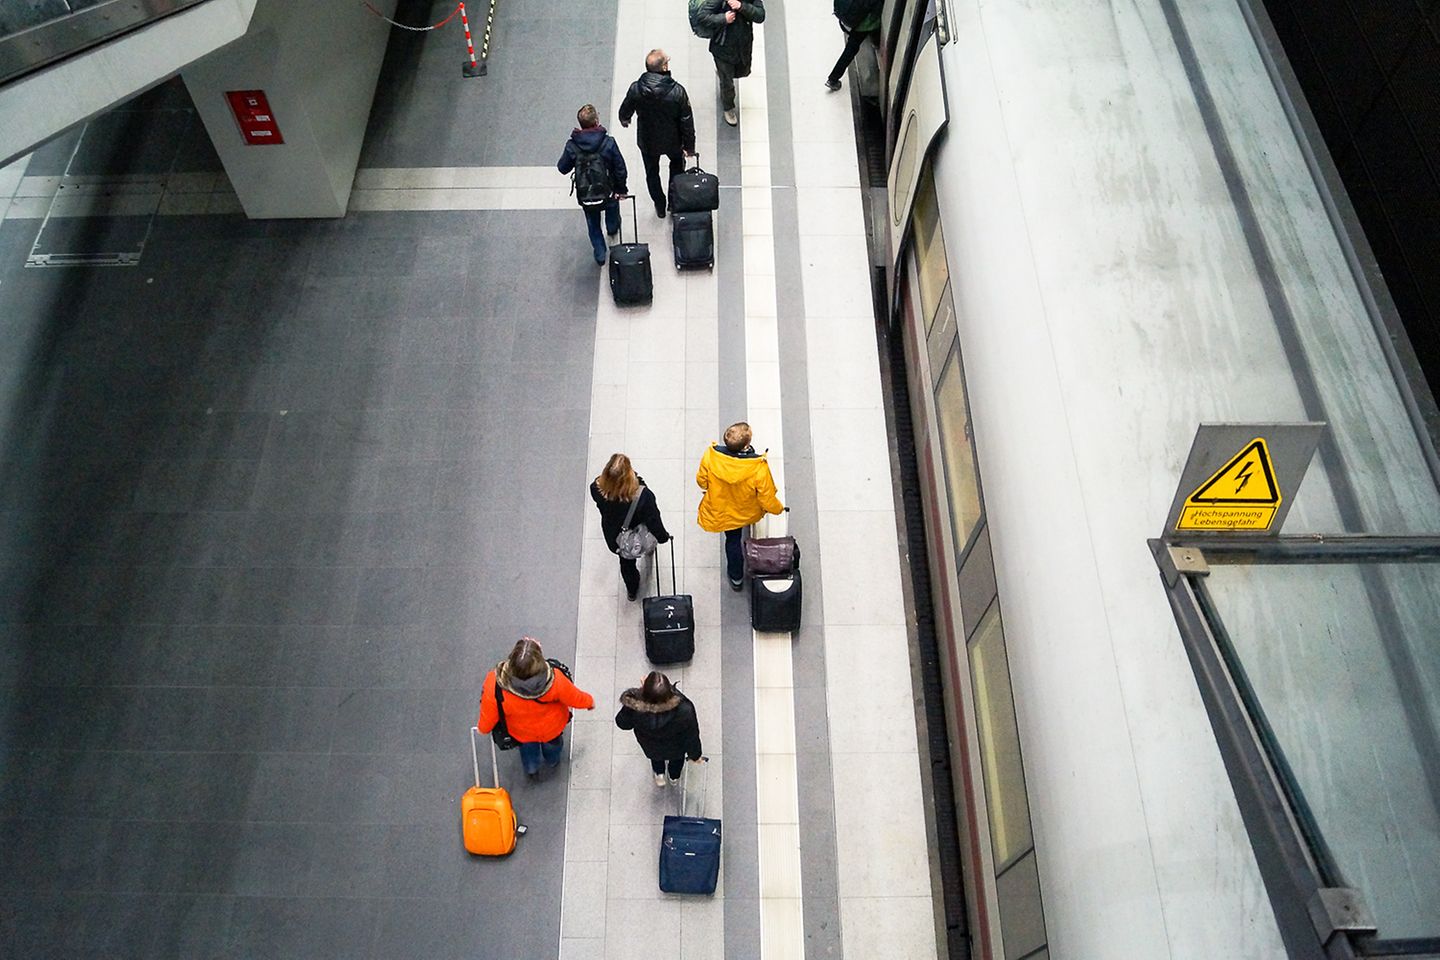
[651,538,679,599]
[681,755,709,818]
[622,193,638,245]
[471,725,500,790]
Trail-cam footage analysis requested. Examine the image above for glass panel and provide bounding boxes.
[911,163,948,327]
[934,344,981,551]
[926,286,955,378]
[1204,562,1440,941]
[890,112,919,232]
[996,849,1047,960]
[968,603,1034,868]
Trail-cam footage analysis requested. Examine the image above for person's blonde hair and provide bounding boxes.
[508,637,547,679]
[596,453,641,501]
[723,422,752,452]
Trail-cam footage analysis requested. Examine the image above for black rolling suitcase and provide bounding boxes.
[659,757,720,895]
[643,541,694,664]
[669,153,720,213]
[609,195,653,305]
[749,511,802,632]
[672,210,714,270]
[751,569,802,632]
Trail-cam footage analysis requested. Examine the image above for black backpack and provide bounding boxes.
[571,139,614,208]
[833,0,879,30]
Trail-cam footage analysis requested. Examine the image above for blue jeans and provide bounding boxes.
[518,735,565,774]
[725,528,744,582]
[584,199,621,262]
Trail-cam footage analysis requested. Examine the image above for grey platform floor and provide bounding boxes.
[0,2,617,950]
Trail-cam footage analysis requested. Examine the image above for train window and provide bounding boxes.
[911,164,949,331]
[926,285,956,382]
[891,112,919,231]
[934,343,981,550]
[968,603,1034,870]
[996,849,1047,960]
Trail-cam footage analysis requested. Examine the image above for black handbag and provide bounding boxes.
[490,683,518,750]
[669,153,720,213]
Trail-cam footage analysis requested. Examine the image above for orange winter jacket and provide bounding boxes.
[478,663,594,744]
[695,443,784,532]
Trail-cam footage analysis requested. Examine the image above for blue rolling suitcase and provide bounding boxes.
[659,758,720,895]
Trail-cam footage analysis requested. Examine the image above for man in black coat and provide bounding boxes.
[619,49,697,219]
[694,0,766,127]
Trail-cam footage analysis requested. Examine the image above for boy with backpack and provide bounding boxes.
[558,104,631,264]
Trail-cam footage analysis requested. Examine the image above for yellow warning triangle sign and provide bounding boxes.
[1187,438,1280,505]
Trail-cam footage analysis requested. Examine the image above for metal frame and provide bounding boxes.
[1152,535,1440,959]
[0,0,213,87]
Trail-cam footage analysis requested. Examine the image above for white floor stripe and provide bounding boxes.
[738,27,808,960]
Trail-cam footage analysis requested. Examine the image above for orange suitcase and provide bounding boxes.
[463,726,524,856]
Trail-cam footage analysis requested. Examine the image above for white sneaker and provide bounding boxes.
[724,109,738,126]
[654,771,667,787]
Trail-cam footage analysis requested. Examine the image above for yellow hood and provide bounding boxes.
[695,444,784,532]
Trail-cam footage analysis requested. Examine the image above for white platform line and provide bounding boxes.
[739,26,807,960]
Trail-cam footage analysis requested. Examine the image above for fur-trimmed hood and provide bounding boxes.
[619,689,681,713]
[497,659,553,699]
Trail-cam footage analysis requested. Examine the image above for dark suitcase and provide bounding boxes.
[750,568,802,632]
[643,541,695,664]
[671,210,714,270]
[659,758,720,895]
[669,153,720,213]
[609,195,653,305]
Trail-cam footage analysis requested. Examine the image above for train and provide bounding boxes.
[871,0,1440,957]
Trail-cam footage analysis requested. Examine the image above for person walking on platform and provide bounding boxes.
[618,49,697,219]
[693,0,766,127]
[615,671,703,786]
[477,637,594,781]
[591,453,673,601]
[695,421,784,590]
[824,0,882,91]
[557,104,630,265]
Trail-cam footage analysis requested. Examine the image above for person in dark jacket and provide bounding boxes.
[618,49,697,219]
[615,671,703,786]
[591,452,672,600]
[557,104,630,264]
[824,0,882,91]
[695,0,766,126]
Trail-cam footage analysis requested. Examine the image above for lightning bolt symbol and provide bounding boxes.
[1235,460,1255,494]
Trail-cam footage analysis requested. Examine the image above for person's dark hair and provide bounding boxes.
[509,637,547,679]
[577,104,599,128]
[641,671,675,702]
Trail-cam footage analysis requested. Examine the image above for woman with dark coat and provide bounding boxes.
[615,671,703,786]
[590,453,672,601]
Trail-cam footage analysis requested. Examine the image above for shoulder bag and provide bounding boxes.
[616,488,659,560]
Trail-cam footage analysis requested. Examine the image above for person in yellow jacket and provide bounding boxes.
[695,421,784,589]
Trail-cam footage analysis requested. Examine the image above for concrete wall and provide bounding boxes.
[182,0,397,218]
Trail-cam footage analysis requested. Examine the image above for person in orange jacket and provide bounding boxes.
[478,637,595,780]
[695,421,784,590]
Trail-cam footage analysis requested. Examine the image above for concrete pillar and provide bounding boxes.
[182,0,397,218]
